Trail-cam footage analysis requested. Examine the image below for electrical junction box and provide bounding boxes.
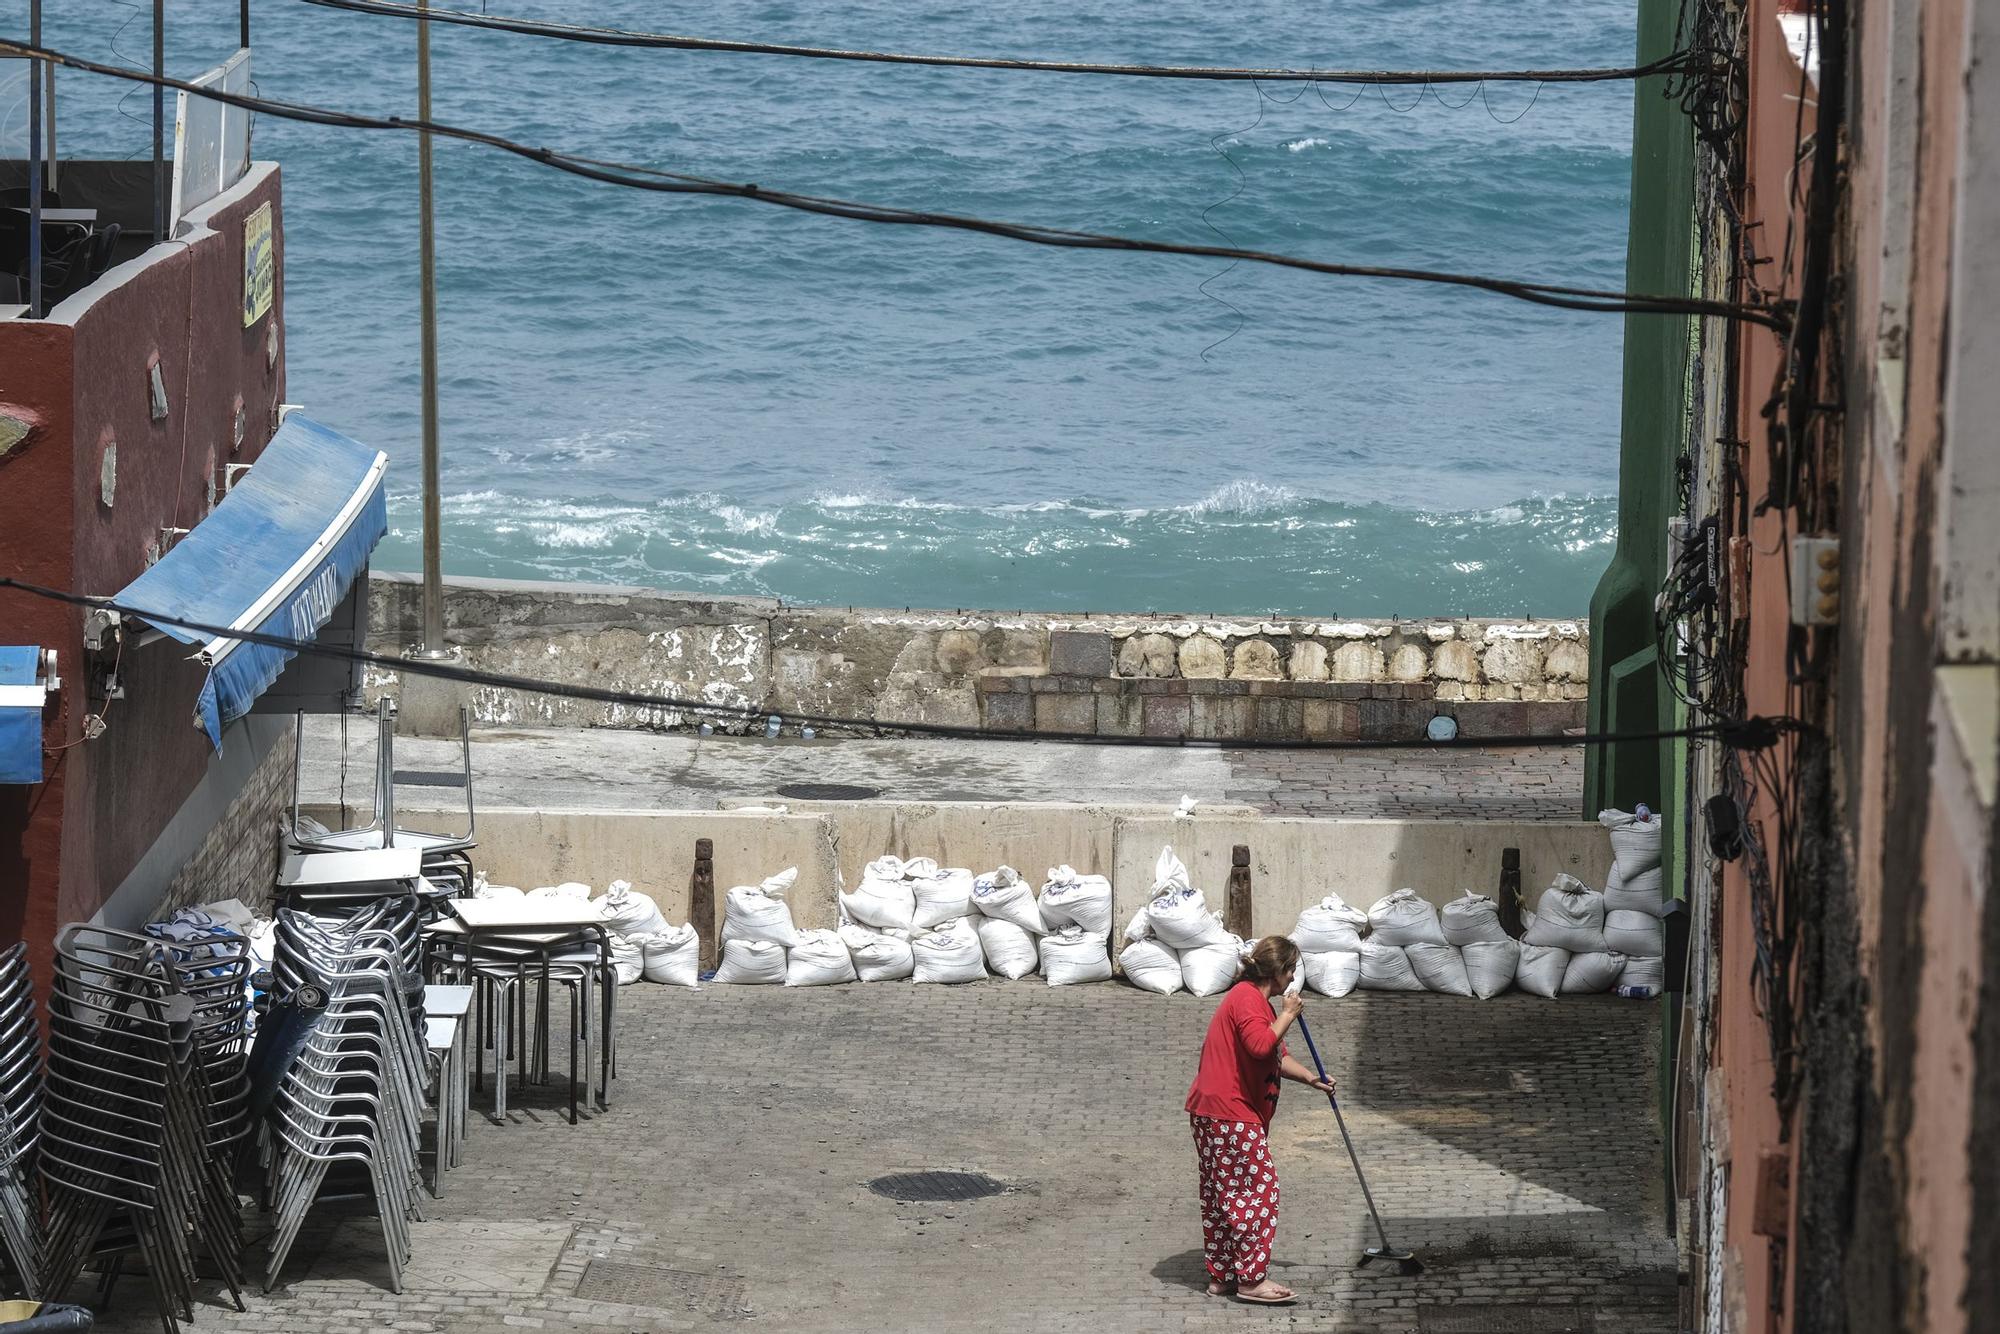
[1790,536,1840,626]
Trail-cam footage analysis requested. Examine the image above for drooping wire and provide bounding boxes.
[1196,81,1272,361]
[0,38,1793,332]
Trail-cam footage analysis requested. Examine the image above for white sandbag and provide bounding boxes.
[839,923,914,982]
[1147,895,1226,951]
[1523,876,1607,954]
[911,918,987,984]
[1604,909,1664,957]
[724,868,802,948]
[786,929,858,987]
[642,925,701,986]
[1152,844,1192,896]
[471,873,524,900]
[715,938,787,985]
[1291,896,1368,954]
[1041,925,1114,986]
[1405,942,1474,997]
[1441,892,1510,947]
[974,916,1039,980]
[1181,934,1246,997]
[1603,864,1666,916]
[1122,903,1155,944]
[1514,943,1570,998]
[1357,939,1425,991]
[841,859,918,931]
[599,879,670,938]
[1619,955,1666,991]
[970,866,1045,934]
[1037,866,1113,936]
[1367,889,1448,947]
[1599,807,1663,874]
[528,881,591,900]
[1562,950,1626,994]
[912,866,977,931]
[1303,950,1360,998]
[1118,938,1184,995]
[609,933,645,985]
[1463,939,1520,999]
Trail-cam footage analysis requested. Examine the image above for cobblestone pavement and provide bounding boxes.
[302,721,1584,822]
[84,984,1671,1334]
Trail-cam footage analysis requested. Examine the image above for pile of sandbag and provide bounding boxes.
[1363,889,1464,994]
[838,855,990,985]
[1119,848,1245,997]
[717,868,802,984]
[1441,892,1518,999]
[1036,865,1112,987]
[1599,807,1667,992]
[1519,873,1621,996]
[1288,895,1365,997]
[553,879,701,988]
[1290,889,1516,1000]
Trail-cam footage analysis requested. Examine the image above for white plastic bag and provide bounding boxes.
[1119,938,1184,995]
[528,881,591,900]
[912,918,987,984]
[1599,807,1663,875]
[1441,892,1509,947]
[1303,950,1360,998]
[1604,864,1666,916]
[1514,943,1570,998]
[1368,889,1448,947]
[724,868,802,948]
[1122,904,1155,945]
[970,866,1045,934]
[1462,939,1519,999]
[1562,950,1626,994]
[1153,845,1192,896]
[1181,934,1246,997]
[973,916,1039,979]
[609,933,645,985]
[715,938,787,984]
[839,923,914,982]
[600,880,670,938]
[912,866,976,931]
[1291,896,1368,954]
[1619,955,1666,991]
[1041,926,1114,986]
[642,925,701,986]
[1405,942,1474,997]
[842,856,918,932]
[786,929,858,987]
[1604,909,1664,957]
[1523,876,1608,954]
[1038,866,1113,936]
[1357,939,1424,991]
[472,875,524,900]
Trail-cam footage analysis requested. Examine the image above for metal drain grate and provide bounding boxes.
[868,1170,1007,1202]
[776,782,883,801]
[574,1260,749,1318]
[1417,1305,1593,1334]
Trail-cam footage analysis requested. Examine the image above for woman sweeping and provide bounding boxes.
[1184,935,1336,1305]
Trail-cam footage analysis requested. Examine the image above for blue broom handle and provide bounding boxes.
[1295,1010,1397,1253]
[1295,1009,1337,1109]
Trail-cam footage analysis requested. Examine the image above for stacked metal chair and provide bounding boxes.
[0,943,43,1297]
[257,902,428,1292]
[41,925,247,1333]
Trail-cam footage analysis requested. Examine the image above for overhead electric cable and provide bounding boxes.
[0,39,1790,331]
[297,0,1699,86]
[0,575,1797,754]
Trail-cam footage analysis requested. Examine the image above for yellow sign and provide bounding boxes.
[243,201,274,327]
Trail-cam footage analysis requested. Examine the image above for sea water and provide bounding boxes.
[23,0,1638,616]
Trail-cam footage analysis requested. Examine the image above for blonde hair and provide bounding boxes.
[1241,935,1301,984]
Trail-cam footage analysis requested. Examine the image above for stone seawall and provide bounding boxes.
[365,573,1588,740]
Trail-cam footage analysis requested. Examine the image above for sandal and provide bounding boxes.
[1233,1283,1296,1306]
[1206,1281,1236,1297]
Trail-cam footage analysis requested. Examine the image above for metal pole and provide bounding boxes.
[152,0,165,242]
[26,0,42,318]
[241,0,251,49]
[416,0,447,655]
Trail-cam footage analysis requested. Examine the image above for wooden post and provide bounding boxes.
[691,838,717,971]
[1225,845,1253,941]
[1498,847,1523,938]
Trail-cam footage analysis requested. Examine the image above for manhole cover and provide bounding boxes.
[776,782,882,801]
[868,1170,1007,1202]
[1417,1305,1593,1334]
[574,1260,748,1317]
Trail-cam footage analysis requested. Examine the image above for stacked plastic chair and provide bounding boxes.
[41,926,247,1333]
[0,943,43,1297]
[257,903,427,1292]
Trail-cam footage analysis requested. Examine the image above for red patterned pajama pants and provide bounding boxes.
[1190,1114,1280,1285]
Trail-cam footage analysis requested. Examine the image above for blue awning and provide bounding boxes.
[0,646,48,784]
[117,413,388,750]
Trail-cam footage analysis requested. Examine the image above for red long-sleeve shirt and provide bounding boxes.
[1185,980,1288,1127]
